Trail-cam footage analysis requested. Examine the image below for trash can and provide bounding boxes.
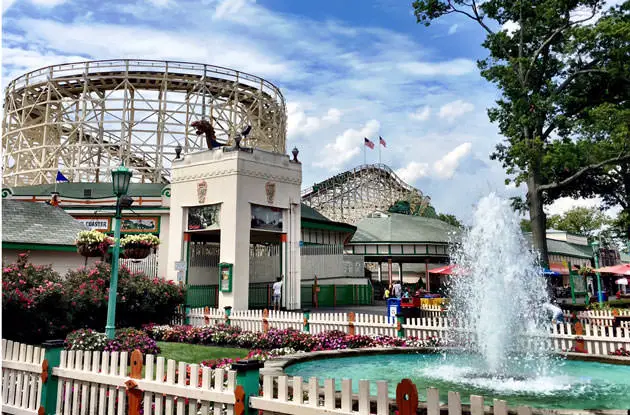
[597,291,608,301]
[387,298,401,322]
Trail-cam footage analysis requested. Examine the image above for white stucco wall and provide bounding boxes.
[2,249,100,276]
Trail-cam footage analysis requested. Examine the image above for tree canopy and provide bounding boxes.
[547,206,612,239]
[412,0,630,265]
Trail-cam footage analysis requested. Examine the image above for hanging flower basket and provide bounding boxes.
[77,243,104,257]
[121,244,152,259]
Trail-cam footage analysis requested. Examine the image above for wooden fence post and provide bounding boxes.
[263,309,270,333]
[395,379,418,415]
[224,306,232,326]
[38,339,64,415]
[348,312,356,336]
[232,360,264,415]
[396,313,405,338]
[574,321,586,353]
[125,350,143,415]
[204,306,210,326]
[303,309,310,333]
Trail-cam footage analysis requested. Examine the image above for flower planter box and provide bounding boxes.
[77,244,104,257]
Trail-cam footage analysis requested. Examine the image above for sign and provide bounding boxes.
[187,204,221,231]
[299,240,304,247]
[121,217,159,233]
[76,217,111,232]
[175,261,187,271]
[219,263,233,293]
[177,270,185,282]
[251,204,283,232]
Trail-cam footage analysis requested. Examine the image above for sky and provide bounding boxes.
[1,0,619,223]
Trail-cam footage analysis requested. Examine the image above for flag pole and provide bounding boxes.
[379,142,381,165]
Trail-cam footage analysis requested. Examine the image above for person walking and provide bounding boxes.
[273,276,283,311]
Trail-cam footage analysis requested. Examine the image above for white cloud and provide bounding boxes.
[287,104,342,139]
[214,0,256,20]
[2,0,16,13]
[448,24,458,35]
[396,142,473,182]
[409,106,431,121]
[433,142,472,179]
[398,59,476,77]
[146,0,172,7]
[396,161,430,183]
[314,120,380,169]
[438,100,475,122]
[501,20,520,37]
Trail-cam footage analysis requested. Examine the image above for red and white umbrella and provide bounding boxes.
[616,278,628,285]
[594,263,630,276]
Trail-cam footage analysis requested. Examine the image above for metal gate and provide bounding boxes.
[249,243,280,283]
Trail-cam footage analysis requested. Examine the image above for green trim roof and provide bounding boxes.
[523,233,592,259]
[2,200,88,246]
[7,182,165,198]
[300,203,356,233]
[350,213,459,244]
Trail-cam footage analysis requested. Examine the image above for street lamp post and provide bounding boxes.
[105,165,133,339]
[591,240,603,305]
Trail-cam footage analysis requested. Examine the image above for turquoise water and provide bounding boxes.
[285,353,630,409]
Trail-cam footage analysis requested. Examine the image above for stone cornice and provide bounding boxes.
[171,168,301,185]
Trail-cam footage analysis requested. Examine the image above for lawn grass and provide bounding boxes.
[157,342,248,364]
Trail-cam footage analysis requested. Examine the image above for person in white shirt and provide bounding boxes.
[272,276,283,311]
[543,302,564,323]
[393,282,402,299]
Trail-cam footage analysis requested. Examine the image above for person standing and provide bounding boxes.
[273,276,283,311]
[393,281,402,299]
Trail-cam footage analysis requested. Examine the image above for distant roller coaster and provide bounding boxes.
[301,164,431,224]
[2,59,286,186]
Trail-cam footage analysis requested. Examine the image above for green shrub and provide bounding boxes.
[2,254,185,343]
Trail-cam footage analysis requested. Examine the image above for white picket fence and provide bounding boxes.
[2,339,45,415]
[250,374,535,415]
[186,307,630,356]
[53,350,237,415]
[566,309,630,327]
[3,338,541,415]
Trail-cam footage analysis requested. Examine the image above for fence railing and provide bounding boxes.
[2,339,537,415]
[186,307,630,357]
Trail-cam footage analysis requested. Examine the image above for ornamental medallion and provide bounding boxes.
[265,182,276,205]
[197,180,208,204]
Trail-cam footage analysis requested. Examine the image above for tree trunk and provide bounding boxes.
[527,171,549,266]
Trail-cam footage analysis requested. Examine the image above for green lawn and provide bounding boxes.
[157,342,248,364]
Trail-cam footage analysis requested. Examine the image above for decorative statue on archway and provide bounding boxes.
[191,119,224,149]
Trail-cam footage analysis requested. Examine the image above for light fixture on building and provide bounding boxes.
[175,144,182,159]
[292,147,299,162]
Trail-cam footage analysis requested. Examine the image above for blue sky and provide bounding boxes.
[1,0,614,223]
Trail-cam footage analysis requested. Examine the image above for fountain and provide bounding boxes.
[445,193,551,376]
[285,194,630,410]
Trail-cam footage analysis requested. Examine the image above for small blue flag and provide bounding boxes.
[56,171,69,182]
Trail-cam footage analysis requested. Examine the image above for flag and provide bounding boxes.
[56,171,69,182]
[379,136,386,147]
[364,137,374,149]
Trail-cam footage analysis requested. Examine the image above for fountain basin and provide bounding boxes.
[274,349,630,411]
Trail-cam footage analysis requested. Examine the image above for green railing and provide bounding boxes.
[185,283,374,309]
[186,285,218,308]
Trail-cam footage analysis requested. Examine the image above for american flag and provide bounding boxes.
[379,136,386,147]
[364,137,374,149]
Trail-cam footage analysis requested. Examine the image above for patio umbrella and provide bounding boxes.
[594,264,630,276]
[616,278,628,285]
[429,265,457,275]
[541,268,561,276]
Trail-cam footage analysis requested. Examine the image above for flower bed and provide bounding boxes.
[142,323,441,365]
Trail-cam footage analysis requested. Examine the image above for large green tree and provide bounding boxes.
[412,0,630,264]
[547,206,612,239]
